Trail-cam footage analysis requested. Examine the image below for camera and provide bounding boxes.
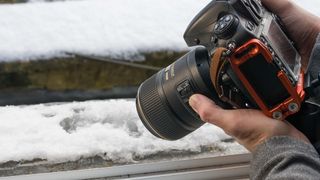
[136,0,309,140]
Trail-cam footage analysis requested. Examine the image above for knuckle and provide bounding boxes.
[198,107,213,122]
[223,112,241,134]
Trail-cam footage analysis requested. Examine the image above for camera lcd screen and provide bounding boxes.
[239,54,290,109]
[266,19,301,80]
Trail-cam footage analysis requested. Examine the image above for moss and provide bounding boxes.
[0,51,185,91]
[0,72,30,88]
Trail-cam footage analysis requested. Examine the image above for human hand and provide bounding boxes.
[262,0,320,69]
[189,94,310,152]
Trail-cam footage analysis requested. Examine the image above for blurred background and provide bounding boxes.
[0,0,319,177]
[0,0,187,105]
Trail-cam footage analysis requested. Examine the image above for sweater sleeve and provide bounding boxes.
[250,136,320,180]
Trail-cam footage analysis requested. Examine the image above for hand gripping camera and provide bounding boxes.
[136,0,320,142]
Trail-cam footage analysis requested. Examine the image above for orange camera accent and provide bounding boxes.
[230,39,305,119]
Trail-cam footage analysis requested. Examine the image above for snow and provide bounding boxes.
[0,0,211,61]
[0,0,318,61]
[294,0,320,15]
[0,99,246,164]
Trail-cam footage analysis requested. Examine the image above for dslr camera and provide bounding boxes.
[136,0,319,141]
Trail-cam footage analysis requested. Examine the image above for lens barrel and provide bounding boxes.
[136,47,226,140]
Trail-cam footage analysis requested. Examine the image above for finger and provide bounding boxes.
[189,94,271,135]
[189,94,236,128]
[261,0,294,16]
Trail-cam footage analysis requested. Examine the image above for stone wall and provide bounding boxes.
[0,51,185,105]
[0,51,183,91]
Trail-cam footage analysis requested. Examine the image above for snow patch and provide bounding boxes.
[0,99,246,164]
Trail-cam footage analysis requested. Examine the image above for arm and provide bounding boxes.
[252,136,320,180]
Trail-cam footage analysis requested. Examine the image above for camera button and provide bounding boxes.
[220,22,227,29]
[246,21,255,31]
[225,15,232,22]
[177,80,194,99]
[268,47,275,55]
[214,14,239,39]
[249,0,262,19]
[260,37,268,45]
[243,0,250,6]
[274,57,282,66]
[219,16,226,22]
[214,23,220,31]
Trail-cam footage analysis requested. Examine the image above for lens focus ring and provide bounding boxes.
[136,73,193,140]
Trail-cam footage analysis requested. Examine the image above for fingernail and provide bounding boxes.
[189,95,200,113]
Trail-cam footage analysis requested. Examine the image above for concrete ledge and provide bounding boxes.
[1,154,251,180]
[0,87,138,106]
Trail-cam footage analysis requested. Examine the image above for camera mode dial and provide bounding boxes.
[214,14,239,39]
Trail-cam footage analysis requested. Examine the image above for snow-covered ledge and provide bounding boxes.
[0,0,211,62]
[0,99,247,176]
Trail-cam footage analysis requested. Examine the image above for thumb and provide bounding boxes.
[261,0,294,15]
[189,94,232,128]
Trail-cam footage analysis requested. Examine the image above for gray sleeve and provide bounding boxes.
[250,136,320,180]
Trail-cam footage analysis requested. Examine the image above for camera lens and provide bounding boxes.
[136,47,225,140]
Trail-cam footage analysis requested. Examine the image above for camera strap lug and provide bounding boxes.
[210,47,243,108]
[226,42,237,56]
[210,47,228,95]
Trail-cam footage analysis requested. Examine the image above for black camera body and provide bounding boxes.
[136,0,320,142]
[184,0,304,119]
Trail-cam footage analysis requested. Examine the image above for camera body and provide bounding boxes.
[136,0,312,141]
[184,0,305,119]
